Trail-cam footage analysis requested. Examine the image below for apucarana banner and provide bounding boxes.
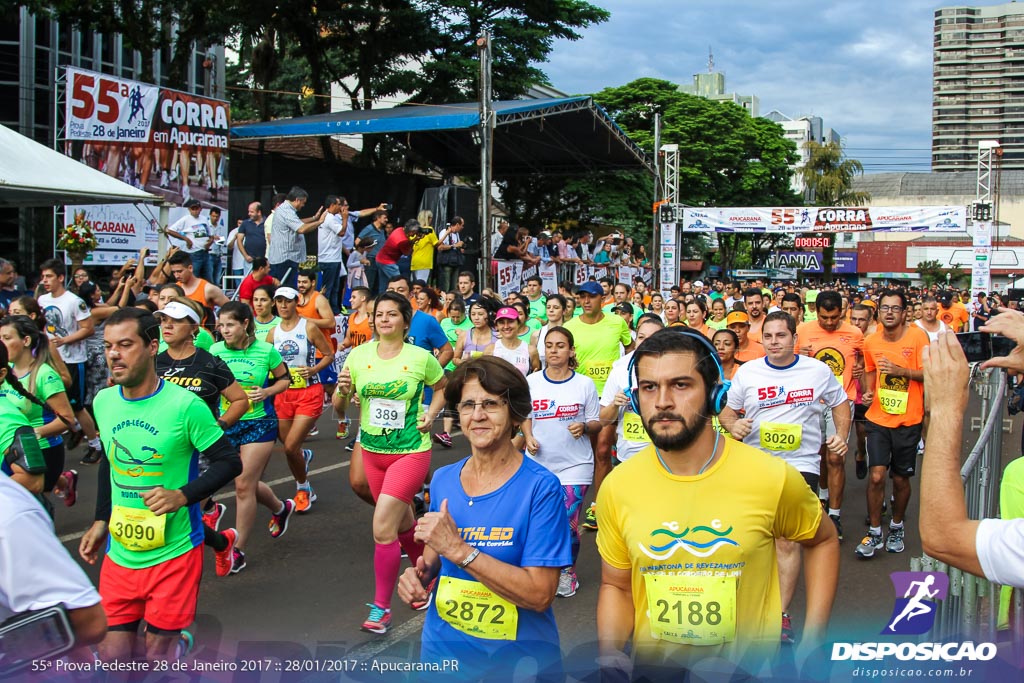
[680,207,967,233]
[62,67,231,267]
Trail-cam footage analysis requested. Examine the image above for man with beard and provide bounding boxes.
[719,312,848,645]
[856,290,929,560]
[796,291,864,538]
[743,287,767,342]
[596,328,837,679]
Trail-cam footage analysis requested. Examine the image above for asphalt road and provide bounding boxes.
[47,380,1022,681]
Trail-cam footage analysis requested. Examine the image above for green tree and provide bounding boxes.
[800,140,870,278]
[915,259,967,288]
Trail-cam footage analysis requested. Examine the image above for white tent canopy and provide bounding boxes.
[0,124,161,207]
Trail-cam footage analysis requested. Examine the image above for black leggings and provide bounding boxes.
[41,443,66,492]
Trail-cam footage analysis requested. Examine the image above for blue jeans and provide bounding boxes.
[189,250,213,283]
[270,260,299,288]
[319,261,342,313]
[377,262,400,294]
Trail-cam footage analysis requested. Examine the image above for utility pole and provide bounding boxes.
[477,31,494,291]
[652,111,661,292]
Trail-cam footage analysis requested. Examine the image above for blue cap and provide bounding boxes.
[577,281,604,296]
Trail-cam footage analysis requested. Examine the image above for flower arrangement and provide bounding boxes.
[58,211,99,253]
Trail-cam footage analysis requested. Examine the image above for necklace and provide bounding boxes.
[465,456,517,506]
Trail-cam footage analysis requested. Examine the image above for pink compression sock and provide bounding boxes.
[398,527,424,567]
[373,540,402,609]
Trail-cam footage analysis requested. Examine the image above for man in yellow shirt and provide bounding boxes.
[596,328,838,678]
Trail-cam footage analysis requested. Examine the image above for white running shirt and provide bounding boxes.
[600,350,651,462]
[38,290,91,364]
[726,355,847,474]
[492,339,531,376]
[526,370,600,486]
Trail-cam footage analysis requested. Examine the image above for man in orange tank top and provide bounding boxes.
[168,251,229,321]
[296,269,339,415]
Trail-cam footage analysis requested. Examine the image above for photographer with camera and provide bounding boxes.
[436,216,466,292]
[920,309,1024,587]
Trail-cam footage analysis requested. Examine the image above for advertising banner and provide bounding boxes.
[764,251,858,274]
[680,207,966,234]
[539,263,558,295]
[63,67,230,267]
[496,260,523,301]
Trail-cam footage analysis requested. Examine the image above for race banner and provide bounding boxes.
[63,67,231,269]
[496,260,523,300]
[66,67,229,148]
[539,263,558,295]
[522,264,538,282]
[680,207,967,233]
[617,266,638,285]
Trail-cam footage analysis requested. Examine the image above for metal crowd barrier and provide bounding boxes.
[912,367,1023,660]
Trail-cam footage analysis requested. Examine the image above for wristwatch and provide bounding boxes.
[459,548,480,569]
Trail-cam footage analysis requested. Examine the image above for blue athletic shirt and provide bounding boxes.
[407,310,451,405]
[420,455,572,681]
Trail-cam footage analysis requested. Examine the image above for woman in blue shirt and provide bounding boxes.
[397,356,572,681]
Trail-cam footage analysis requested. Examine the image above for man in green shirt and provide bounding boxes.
[79,308,241,662]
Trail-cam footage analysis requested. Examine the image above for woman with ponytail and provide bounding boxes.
[0,338,47,496]
[210,301,292,574]
[0,315,78,505]
[8,296,72,388]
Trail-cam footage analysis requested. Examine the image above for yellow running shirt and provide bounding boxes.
[596,440,822,666]
[563,313,632,394]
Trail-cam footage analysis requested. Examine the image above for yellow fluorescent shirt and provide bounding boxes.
[596,440,822,665]
[563,314,632,393]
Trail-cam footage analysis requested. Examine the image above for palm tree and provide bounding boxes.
[800,141,870,277]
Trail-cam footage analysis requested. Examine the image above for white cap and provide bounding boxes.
[155,301,200,324]
[274,287,300,300]
[693,280,704,288]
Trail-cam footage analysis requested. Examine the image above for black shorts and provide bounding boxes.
[865,421,922,478]
[854,403,868,421]
[66,362,86,410]
[800,471,820,493]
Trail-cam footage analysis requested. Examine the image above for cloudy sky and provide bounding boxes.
[543,0,981,173]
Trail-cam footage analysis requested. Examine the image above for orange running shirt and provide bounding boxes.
[863,326,929,428]
[796,321,864,401]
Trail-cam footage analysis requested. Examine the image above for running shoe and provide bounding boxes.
[308,426,320,437]
[855,457,867,480]
[268,499,295,538]
[582,503,598,531]
[557,569,579,598]
[60,470,78,507]
[337,420,349,439]
[302,448,314,473]
[411,579,437,611]
[855,531,883,559]
[230,547,247,574]
[176,630,194,659]
[80,447,103,465]
[781,612,795,645]
[215,528,237,577]
[829,514,843,541]
[433,432,453,449]
[886,525,906,553]
[204,502,227,531]
[360,603,392,634]
[345,438,357,452]
[294,486,317,514]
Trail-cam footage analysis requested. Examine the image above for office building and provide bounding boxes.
[763,111,842,199]
[933,3,1024,171]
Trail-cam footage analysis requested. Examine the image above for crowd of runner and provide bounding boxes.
[1,240,1021,679]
